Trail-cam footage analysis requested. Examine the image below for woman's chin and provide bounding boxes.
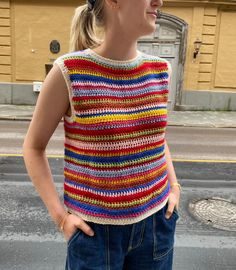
[141,27,156,37]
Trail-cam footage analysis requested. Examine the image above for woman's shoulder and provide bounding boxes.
[140,51,171,72]
[55,49,89,62]
[141,51,170,64]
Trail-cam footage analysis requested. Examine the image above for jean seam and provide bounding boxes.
[153,213,157,259]
[67,229,81,249]
[127,220,146,253]
[127,223,135,252]
[105,225,110,270]
[154,246,174,260]
[134,220,145,249]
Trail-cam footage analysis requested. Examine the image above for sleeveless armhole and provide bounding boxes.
[53,57,75,122]
[166,60,172,87]
[165,60,172,127]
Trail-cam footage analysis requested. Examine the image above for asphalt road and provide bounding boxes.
[0,120,236,269]
[0,120,236,161]
[0,157,236,270]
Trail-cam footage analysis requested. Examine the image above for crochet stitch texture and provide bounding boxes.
[54,48,171,225]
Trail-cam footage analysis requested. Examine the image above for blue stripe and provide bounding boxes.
[64,183,170,216]
[65,145,165,164]
[72,84,168,97]
[70,72,168,86]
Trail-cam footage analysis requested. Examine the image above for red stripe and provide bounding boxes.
[64,59,168,77]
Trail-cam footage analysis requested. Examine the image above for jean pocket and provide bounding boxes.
[153,205,178,261]
[173,207,179,219]
[67,229,82,248]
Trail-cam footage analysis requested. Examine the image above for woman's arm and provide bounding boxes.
[23,65,94,239]
[164,139,181,218]
[23,65,69,226]
[164,140,178,185]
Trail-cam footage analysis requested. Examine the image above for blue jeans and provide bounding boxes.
[65,202,179,270]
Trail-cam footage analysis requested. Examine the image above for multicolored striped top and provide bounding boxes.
[54,48,171,225]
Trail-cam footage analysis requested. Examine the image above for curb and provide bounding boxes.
[0,116,32,121]
[167,122,236,128]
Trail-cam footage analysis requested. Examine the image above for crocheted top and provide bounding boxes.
[54,48,171,225]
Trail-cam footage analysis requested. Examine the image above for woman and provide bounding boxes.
[23,0,181,269]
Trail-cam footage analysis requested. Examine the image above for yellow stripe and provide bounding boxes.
[75,109,167,124]
[173,158,236,163]
[0,153,24,157]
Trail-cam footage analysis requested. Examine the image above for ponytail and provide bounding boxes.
[69,3,104,52]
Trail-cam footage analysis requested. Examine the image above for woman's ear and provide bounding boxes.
[104,0,120,10]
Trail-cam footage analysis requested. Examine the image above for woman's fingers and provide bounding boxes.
[165,189,180,219]
[76,218,94,237]
[64,214,95,241]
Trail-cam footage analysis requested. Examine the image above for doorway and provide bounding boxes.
[138,13,188,110]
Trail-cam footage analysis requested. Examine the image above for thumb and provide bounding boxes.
[76,219,95,237]
[165,204,174,219]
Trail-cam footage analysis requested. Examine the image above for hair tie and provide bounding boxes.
[87,0,96,11]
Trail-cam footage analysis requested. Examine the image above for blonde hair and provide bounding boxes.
[69,1,105,52]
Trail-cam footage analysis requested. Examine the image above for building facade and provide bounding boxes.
[0,0,236,110]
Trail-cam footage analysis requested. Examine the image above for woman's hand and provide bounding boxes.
[165,185,181,219]
[62,214,95,242]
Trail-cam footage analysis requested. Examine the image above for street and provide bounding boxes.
[0,120,236,270]
[1,120,236,161]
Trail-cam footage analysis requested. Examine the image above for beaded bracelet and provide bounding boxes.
[170,182,182,191]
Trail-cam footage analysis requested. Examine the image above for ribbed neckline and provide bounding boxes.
[86,48,143,66]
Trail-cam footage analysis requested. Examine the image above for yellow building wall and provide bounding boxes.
[0,0,11,82]
[12,0,81,82]
[161,6,194,91]
[215,11,236,89]
[163,1,236,92]
[1,0,236,94]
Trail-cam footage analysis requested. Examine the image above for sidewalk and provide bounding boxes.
[0,104,236,128]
